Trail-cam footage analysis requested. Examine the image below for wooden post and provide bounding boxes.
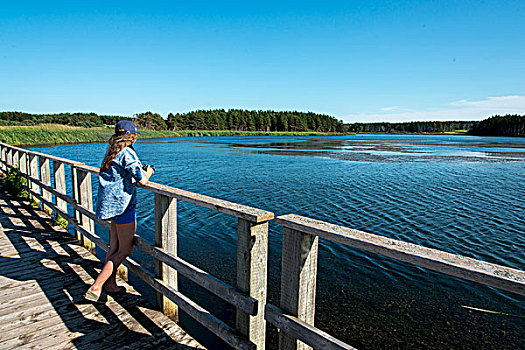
[53,160,67,214]
[28,154,40,205]
[279,227,319,350]
[19,152,27,176]
[0,146,4,171]
[6,148,12,168]
[154,193,178,321]
[76,168,95,254]
[71,166,80,240]
[12,150,19,169]
[40,156,52,215]
[236,218,269,349]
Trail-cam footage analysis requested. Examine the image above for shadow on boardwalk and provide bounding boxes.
[0,189,204,350]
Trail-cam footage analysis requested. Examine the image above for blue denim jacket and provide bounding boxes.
[95,146,145,220]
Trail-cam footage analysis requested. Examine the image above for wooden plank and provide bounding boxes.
[0,298,136,348]
[279,226,318,350]
[236,218,268,349]
[0,288,82,323]
[144,182,274,223]
[276,214,525,296]
[0,278,87,306]
[154,193,178,322]
[0,283,88,319]
[134,235,257,316]
[1,285,147,346]
[266,304,356,350]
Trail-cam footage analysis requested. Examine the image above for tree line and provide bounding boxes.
[0,111,126,127]
[165,109,344,132]
[0,110,345,133]
[1,111,523,136]
[345,121,475,133]
[467,114,524,136]
[344,115,524,136]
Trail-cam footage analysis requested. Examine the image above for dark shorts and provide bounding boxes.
[112,204,136,225]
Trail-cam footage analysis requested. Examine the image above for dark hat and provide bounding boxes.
[115,120,141,135]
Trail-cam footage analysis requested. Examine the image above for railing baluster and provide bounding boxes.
[40,156,52,215]
[154,193,178,321]
[6,147,12,168]
[52,160,67,215]
[236,218,269,349]
[76,168,95,254]
[279,227,319,350]
[70,165,81,241]
[19,151,27,175]
[0,145,4,171]
[28,153,40,204]
[12,150,19,169]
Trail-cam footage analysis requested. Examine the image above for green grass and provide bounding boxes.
[54,214,69,229]
[0,124,353,146]
[357,130,469,135]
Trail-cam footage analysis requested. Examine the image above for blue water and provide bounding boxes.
[29,134,525,349]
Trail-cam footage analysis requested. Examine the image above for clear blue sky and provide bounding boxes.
[1,1,524,122]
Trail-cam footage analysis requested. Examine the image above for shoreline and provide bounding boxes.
[0,124,511,147]
[0,124,353,146]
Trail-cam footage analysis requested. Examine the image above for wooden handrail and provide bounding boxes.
[1,143,274,223]
[272,213,525,350]
[0,142,84,166]
[74,163,274,223]
[276,214,525,296]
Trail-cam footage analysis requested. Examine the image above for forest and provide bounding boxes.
[345,120,474,133]
[0,110,344,133]
[0,112,124,127]
[1,111,523,136]
[164,109,344,132]
[345,115,524,136]
[467,114,524,136]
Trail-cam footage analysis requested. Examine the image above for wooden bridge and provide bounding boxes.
[0,190,204,349]
[0,141,523,350]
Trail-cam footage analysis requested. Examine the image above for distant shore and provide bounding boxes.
[0,124,355,146]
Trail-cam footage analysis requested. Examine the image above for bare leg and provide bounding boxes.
[105,220,120,290]
[87,221,135,295]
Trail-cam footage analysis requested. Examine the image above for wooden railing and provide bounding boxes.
[265,215,525,350]
[1,141,523,350]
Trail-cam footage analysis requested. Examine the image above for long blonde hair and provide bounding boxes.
[100,133,138,172]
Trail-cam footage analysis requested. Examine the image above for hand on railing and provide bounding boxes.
[139,165,155,186]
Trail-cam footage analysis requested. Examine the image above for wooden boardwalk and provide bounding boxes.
[0,191,205,350]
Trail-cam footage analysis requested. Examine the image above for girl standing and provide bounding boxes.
[85,120,154,302]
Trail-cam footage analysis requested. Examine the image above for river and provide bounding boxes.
[29,134,525,349]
